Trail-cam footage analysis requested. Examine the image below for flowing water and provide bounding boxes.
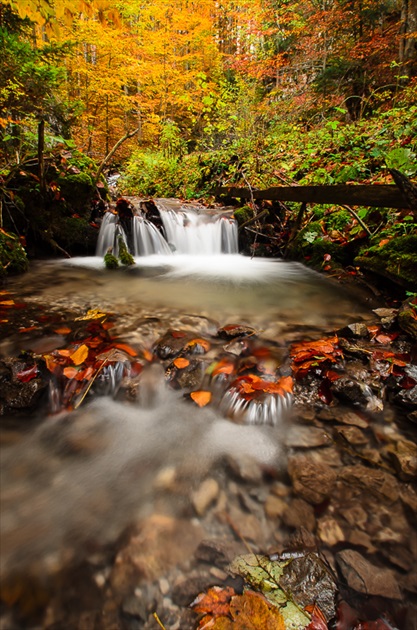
[2,200,413,628]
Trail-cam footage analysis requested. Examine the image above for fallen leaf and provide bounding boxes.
[192,585,235,617]
[0,300,15,306]
[190,390,212,407]
[63,366,79,379]
[113,342,138,357]
[19,326,38,333]
[211,360,235,376]
[229,590,285,629]
[185,338,211,353]
[305,604,328,629]
[174,357,190,369]
[143,349,153,362]
[16,365,39,382]
[75,309,108,320]
[70,344,89,365]
[54,326,72,334]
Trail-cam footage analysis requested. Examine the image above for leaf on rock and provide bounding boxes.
[16,365,39,382]
[174,357,190,369]
[210,359,236,376]
[190,390,212,407]
[186,338,211,353]
[305,604,328,629]
[70,344,89,366]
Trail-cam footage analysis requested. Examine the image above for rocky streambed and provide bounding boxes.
[0,262,416,630]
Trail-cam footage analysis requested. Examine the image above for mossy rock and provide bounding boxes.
[234,206,254,226]
[53,217,98,255]
[0,230,29,277]
[355,235,417,290]
[57,172,95,216]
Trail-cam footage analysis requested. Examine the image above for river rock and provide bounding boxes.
[194,540,238,567]
[192,479,220,516]
[384,439,417,479]
[154,330,193,359]
[330,377,383,412]
[217,324,257,339]
[317,406,369,428]
[288,454,337,504]
[337,322,369,338]
[175,361,205,391]
[394,385,417,410]
[317,516,345,547]
[336,549,402,599]
[334,425,368,445]
[398,300,417,340]
[339,465,400,503]
[264,494,288,520]
[0,358,48,414]
[282,498,316,531]
[286,425,332,448]
[226,453,263,484]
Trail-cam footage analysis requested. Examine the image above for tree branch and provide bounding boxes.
[94,127,140,184]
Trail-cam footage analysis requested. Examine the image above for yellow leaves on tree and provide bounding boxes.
[192,588,285,630]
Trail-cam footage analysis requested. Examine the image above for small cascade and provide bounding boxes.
[132,217,172,256]
[154,199,238,255]
[95,199,238,258]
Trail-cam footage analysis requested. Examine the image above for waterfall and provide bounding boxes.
[95,199,238,257]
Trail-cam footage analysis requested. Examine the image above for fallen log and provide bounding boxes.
[215,184,409,210]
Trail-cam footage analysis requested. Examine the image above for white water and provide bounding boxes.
[95,199,238,257]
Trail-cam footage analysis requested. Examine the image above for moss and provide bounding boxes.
[355,235,417,290]
[57,172,95,216]
[117,236,135,266]
[104,250,119,269]
[233,206,253,226]
[0,230,29,276]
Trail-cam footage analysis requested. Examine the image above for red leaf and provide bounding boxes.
[16,365,39,383]
[112,342,138,357]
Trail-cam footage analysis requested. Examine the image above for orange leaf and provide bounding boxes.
[174,357,190,369]
[192,586,235,616]
[19,326,38,333]
[212,360,235,376]
[277,375,293,394]
[0,300,15,306]
[57,349,71,357]
[229,590,285,629]
[63,366,79,379]
[379,238,390,247]
[143,349,153,362]
[190,390,212,407]
[54,326,71,334]
[113,342,138,357]
[44,355,60,372]
[70,344,89,365]
[186,338,211,353]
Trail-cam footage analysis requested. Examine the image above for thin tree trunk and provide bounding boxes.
[38,119,46,195]
[95,128,140,183]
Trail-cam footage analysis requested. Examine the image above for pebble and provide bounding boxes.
[264,494,287,519]
[192,478,220,516]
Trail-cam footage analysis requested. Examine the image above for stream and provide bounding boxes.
[0,200,416,630]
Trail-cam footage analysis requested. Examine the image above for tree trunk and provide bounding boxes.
[399,0,417,76]
[94,128,140,184]
[38,119,46,195]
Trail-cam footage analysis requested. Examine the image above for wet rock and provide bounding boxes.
[111,515,204,589]
[338,337,373,359]
[347,530,376,553]
[330,377,383,412]
[339,503,368,530]
[285,527,317,552]
[121,595,147,620]
[336,549,402,599]
[373,307,398,328]
[394,385,417,410]
[225,504,266,543]
[306,447,343,468]
[195,540,238,567]
[192,479,220,516]
[317,406,368,428]
[286,425,332,448]
[288,454,337,504]
[154,330,192,360]
[384,439,417,480]
[171,574,215,607]
[335,425,368,446]
[223,339,249,356]
[337,322,369,338]
[264,494,288,519]
[174,361,205,391]
[400,484,417,512]
[339,465,400,503]
[226,453,263,484]
[0,358,48,414]
[217,324,257,339]
[380,544,415,571]
[280,553,337,622]
[282,498,316,532]
[317,516,345,547]
[398,300,417,340]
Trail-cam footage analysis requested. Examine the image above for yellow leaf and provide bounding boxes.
[174,357,190,369]
[70,344,89,365]
[75,309,108,321]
